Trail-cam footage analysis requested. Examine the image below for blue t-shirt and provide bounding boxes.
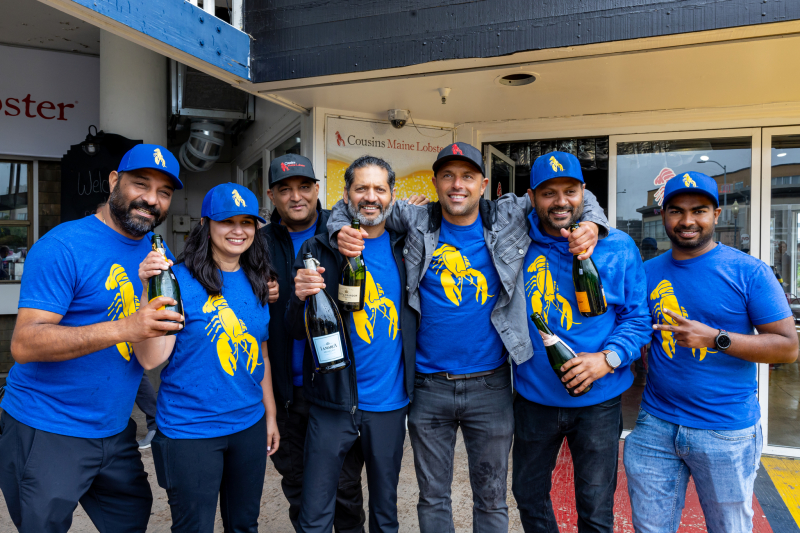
[416,215,505,374]
[643,244,791,430]
[348,231,408,412]
[288,221,317,386]
[514,219,651,407]
[157,265,270,438]
[2,215,173,438]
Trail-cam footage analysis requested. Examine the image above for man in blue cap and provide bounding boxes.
[329,143,610,533]
[0,144,185,533]
[624,172,797,532]
[512,151,651,533]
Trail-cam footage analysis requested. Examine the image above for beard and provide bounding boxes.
[107,183,167,237]
[536,201,584,233]
[665,223,715,251]
[346,197,393,227]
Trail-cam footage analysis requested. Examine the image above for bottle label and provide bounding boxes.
[338,285,361,303]
[312,332,344,364]
[538,330,577,356]
[575,291,591,313]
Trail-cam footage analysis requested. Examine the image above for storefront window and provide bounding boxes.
[615,137,753,430]
[0,161,32,282]
[242,159,263,209]
[767,135,800,449]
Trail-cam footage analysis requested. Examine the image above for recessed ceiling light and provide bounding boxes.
[700,155,709,161]
[496,72,537,86]
[777,152,787,157]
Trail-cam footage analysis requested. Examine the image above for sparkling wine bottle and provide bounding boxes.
[147,234,183,335]
[303,253,350,373]
[338,219,367,311]
[570,223,607,318]
[531,311,592,397]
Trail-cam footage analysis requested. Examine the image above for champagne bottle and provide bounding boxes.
[569,223,607,318]
[531,311,592,397]
[303,253,351,373]
[147,234,184,335]
[338,219,367,312]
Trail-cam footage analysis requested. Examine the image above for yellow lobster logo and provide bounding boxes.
[650,280,713,361]
[105,264,140,361]
[353,271,399,344]
[153,148,167,168]
[682,174,697,188]
[232,189,246,207]
[430,244,492,307]
[525,256,577,330]
[203,295,260,376]
[549,156,564,172]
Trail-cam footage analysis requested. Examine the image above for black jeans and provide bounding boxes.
[151,414,267,533]
[299,404,408,533]
[0,412,152,533]
[271,386,366,533]
[512,394,623,533]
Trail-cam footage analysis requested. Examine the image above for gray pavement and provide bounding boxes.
[0,405,524,532]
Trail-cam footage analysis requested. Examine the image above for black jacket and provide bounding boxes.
[261,201,331,409]
[284,229,418,413]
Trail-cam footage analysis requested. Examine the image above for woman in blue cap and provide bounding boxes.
[132,182,279,532]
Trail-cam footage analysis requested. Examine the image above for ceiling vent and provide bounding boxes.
[496,73,537,86]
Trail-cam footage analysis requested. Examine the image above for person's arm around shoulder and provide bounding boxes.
[11,240,182,364]
[653,260,798,364]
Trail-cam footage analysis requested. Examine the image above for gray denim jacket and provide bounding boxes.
[327,192,609,365]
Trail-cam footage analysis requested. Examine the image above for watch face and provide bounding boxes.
[607,351,621,368]
[717,333,732,350]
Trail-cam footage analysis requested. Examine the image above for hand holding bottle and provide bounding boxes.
[268,279,280,304]
[138,250,172,288]
[336,225,368,258]
[560,221,599,260]
[295,266,327,301]
[559,351,614,395]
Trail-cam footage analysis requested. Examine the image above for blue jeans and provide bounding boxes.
[408,364,514,533]
[623,409,762,533]
[512,394,623,533]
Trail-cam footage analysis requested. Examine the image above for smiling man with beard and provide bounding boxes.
[624,172,797,533]
[329,143,610,533]
[512,152,651,533]
[0,144,184,533]
[286,156,416,533]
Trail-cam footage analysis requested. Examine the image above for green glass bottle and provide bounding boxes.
[338,219,367,312]
[147,234,184,335]
[531,311,592,397]
[569,223,607,318]
[304,253,351,373]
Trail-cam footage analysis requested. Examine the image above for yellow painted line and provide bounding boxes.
[762,456,800,528]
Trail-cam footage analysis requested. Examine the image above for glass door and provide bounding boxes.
[610,129,762,435]
[484,146,515,200]
[760,127,800,458]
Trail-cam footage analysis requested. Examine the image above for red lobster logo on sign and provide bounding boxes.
[452,144,463,156]
[281,162,289,172]
[654,168,676,207]
[335,131,345,147]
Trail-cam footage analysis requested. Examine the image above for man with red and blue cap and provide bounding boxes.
[624,171,797,532]
[0,144,185,533]
[512,151,651,533]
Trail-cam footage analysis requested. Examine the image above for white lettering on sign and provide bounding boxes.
[312,332,344,364]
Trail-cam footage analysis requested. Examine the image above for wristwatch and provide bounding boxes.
[602,350,621,373]
[715,330,732,351]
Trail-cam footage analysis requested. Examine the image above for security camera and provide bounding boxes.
[388,109,409,129]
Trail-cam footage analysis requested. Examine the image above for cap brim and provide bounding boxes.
[208,211,267,224]
[269,174,320,187]
[432,155,485,175]
[662,190,718,208]
[124,165,184,190]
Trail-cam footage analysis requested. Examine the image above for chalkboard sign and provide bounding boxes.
[60,133,142,222]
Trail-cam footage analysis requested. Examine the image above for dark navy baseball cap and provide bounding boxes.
[662,171,719,208]
[118,144,183,189]
[432,142,486,175]
[268,154,318,187]
[201,183,266,224]
[530,151,584,191]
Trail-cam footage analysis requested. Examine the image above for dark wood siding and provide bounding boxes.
[246,0,800,83]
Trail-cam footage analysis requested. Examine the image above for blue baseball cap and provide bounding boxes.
[118,144,183,189]
[662,171,719,208]
[201,183,266,224]
[531,151,584,190]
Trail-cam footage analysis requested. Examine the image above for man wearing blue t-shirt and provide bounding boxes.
[512,152,651,533]
[624,172,798,533]
[0,144,185,533]
[287,156,416,533]
[330,143,610,533]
